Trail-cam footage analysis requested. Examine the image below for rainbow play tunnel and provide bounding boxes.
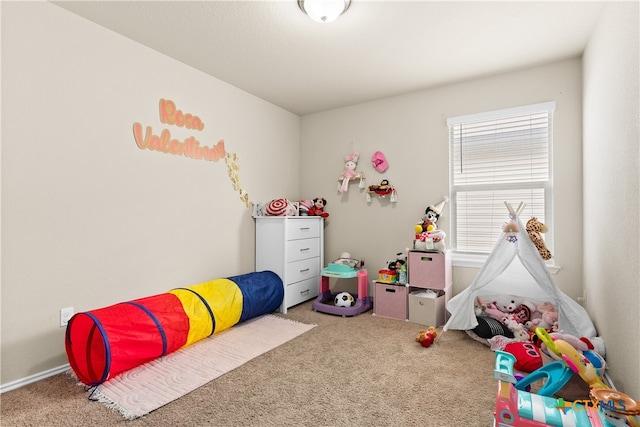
[65,271,284,386]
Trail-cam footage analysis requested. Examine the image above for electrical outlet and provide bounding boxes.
[60,307,74,327]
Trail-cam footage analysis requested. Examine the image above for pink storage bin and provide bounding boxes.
[373,282,408,320]
[407,251,451,290]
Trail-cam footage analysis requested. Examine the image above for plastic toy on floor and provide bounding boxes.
[312,254,372,316]
[494,350,640,427]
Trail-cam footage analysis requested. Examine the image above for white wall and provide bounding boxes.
[300,59,584,300]
[1,2,300,386]
[583,1,640,399]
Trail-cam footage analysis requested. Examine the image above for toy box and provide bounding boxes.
[407,251,451,289]
[373,282,408,320]
[408,289,446,326]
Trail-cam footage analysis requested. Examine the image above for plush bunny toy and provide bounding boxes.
[339,152,359,193]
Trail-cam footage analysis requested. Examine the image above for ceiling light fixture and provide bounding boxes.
[298,0,351,24]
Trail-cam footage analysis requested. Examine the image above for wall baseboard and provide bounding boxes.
[0,364,70,394]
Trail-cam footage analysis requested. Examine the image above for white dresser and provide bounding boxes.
[255,216,324,313]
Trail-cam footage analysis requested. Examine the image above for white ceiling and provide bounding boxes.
[51,1,605,116]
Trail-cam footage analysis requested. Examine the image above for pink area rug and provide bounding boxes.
[85,314,315,419]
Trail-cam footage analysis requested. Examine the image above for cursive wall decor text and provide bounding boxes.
[133,99,252,207]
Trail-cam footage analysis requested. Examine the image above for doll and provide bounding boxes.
[308,197,329,218]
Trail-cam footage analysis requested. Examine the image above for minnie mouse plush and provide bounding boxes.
[308,197,329,218]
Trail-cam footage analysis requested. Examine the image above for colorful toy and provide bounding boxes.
[415,327,437,348]
[536,328,608,390]
[65,271,284,386]
[313,259,372,316]
[494,350,640,427]
[516,360,575,397]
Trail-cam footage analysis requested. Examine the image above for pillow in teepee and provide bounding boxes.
[472,316,514,339]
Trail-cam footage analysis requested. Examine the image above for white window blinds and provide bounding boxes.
[447,102,555,254]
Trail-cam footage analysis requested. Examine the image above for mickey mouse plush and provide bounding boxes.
[416,198,448,233]
[308,197,329,218]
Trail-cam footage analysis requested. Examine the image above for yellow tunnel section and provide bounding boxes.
[169,278,244,347]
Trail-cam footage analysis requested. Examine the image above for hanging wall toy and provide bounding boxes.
[371,151,388,173]
[365,150,397,203]
[337,150,365,193]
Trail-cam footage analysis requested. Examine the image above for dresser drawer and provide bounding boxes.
[285,257,320,284]
[286,237,320,262]
[286,218,320,240]
[285,277,319,308]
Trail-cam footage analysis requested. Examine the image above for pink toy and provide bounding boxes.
[338,151,361,193]
[532,302,558,330]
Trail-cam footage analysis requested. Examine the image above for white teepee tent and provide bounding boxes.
[443,203,598,341]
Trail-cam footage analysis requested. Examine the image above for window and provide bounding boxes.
[447,102,555,258]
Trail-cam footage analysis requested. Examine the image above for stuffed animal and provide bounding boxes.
[494,295,536,325]
[531,302,558,331]
[502,317,530,341]
[526,217,552,260]
[338,151,360,193]
[308,197,329,218]
[415,198,448,233]
[387,252,406,271]
[298,199,313,216]
[414,198,448,252]
[415,327,437,348]
[368,179,394,196]
[475,297,507,322]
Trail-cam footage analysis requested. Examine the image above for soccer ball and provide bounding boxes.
[334,292,355,307]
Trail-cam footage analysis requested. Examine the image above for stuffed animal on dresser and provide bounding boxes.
[308,197,329,218]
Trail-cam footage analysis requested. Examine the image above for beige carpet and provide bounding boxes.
[1,300,498,426]
[86,314,315,419]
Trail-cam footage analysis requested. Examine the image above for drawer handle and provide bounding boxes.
[299,227,310,231]
[300,289,310,295]
[385,288,396,293]
[299,247,310,252]
[299,268,310,273]
[420,257,433,262]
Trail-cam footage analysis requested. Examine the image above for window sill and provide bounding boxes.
[451,252,561,274]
